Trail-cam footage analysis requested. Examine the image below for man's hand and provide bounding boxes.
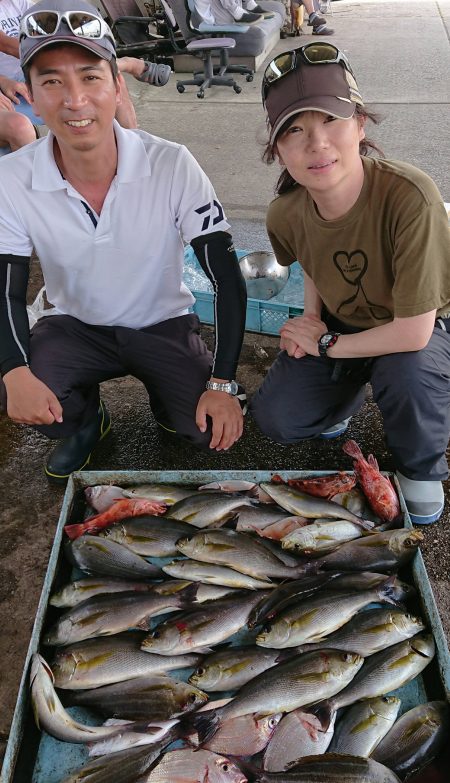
[280,314,327,358]
[0,92,14,112]
[3,366,63,425]
[0,76,31,104]
[196,390,243,451]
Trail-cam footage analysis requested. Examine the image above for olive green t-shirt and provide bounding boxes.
[266,157,450,329]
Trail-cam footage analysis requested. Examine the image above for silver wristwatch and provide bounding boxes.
[206,379,239,395]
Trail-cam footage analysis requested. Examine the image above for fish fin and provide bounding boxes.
[367,453,379,470]
[342,439,363,459]
[190,710,221,747]
[307,701,333,731]
[64,521,92,540]
[378,575,404,607]
[355,518,375,531]
[294,562,318,577]
[179,581,201,606]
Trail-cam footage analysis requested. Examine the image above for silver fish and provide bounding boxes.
[372,701,449,779]
[193,650,363,746]
[99,517,196,557]
[52,633,201,690]
[327,572,416,603]
[85,485,126,513]
[313,633,435,730]
[329,696,401,757]
[295,608,425,657]
[256,585,398,649]
[255,754,401,782]
[169,492,254,527]
[189,646,293,692]
[141,591,266,655]
[87,719,178,757]
[163,559,275,590]
[282,518,365,555]
[50,577,157,608]
[315,529,424,573]
[67,536,163,580]
[176,529,305,580]
[30,654,132,744]
[190,713,283,757]
[263,710,336,772]
[60,736,176,783]
[44,583,199,646]
[122,483,196,505]
[68,674,208,720]
[142,749,247,783]
[259,483,373,529]
[236,506,296,533]
[247,573,342,629]
[150,579,237,603]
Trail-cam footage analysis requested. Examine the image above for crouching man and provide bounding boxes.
[0,0,247,484]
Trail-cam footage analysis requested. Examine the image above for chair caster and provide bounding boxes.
[233,84,242,94]
[176,83,185,93]
[246,73,254,82]
[197,90,205,98]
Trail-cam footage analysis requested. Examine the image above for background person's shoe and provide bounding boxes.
[236,11,263,23]
[318,417,351,439]
[396,471,444,525]
[45,401,111,486]
[249,4,275,17]
[307,12,326,25]
[312,22,334,34]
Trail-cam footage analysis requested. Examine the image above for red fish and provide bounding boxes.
[342,440,401,522]
[64,498,167,540]
[285,472,357,499]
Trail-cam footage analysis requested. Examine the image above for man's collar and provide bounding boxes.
[31,120,152,191]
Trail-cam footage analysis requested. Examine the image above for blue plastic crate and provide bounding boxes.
[183,246,304,336]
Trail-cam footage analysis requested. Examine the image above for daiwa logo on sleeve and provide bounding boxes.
[195,200,224,231]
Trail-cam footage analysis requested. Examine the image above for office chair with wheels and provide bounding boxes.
[99,0,175,59]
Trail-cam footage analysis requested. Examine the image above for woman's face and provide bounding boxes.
[275,110,365,198]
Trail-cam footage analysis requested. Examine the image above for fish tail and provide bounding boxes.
[190,710,221,746]
[308,701,334,731]
[379,575,403,606]
[294,561,317,577]
[179,581,201,606]
[64,520,95,540]
[367,453,380,470]
[342,439,363,460]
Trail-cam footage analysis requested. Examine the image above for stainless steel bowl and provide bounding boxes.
[239,251,290,300]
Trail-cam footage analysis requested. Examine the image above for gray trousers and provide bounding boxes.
[28,313,213,448]
[250,325,450,481]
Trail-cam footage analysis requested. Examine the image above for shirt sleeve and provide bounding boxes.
[392,200,450,317]
[266,198,297,267]
[0,176,34,257]
[170,146,230,243]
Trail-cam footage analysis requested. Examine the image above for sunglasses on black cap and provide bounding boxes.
[262,43,355,105]
[20,9,114,44]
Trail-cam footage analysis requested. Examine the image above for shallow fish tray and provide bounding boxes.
[2,470,450,783]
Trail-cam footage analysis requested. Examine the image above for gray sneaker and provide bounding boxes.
[318,417,351,439]
[396,471,444,525]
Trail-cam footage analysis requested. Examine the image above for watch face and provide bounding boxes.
[229,380,239,395]
[320,334,333,347]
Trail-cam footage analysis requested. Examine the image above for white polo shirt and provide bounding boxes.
[0,121,230,328]
[0,0,30,80]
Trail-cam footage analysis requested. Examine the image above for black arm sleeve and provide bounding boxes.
[191,231,247,380]
[0,254,31,377]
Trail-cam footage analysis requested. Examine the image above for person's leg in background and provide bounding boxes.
[0,107,36,151]
[371,327,450,525]
[302,0,334,34]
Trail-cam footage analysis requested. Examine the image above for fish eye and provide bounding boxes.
[152,630,160,639]
[196,667,205,676]
[220,762,229,772]
[188,693,198,703]
[269,717,278,727]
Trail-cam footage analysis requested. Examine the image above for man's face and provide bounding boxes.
[29,44,121,152]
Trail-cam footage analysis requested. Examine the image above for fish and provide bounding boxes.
[67,536,163,580]
[263,710,336,771]
[51,633,202,690]
[314,529,424,573]
[294,607,425,657]
[372,701,449,780]
[236,506,292,533]
[332,487,370,516]
[85,485,127,513]
[67,674,208,721]
[329,696,401,757]
[162,559,275,590]
[176,529,307,580]
[44,583,199,646]
[60,736,176,783]
[255,753,401,782]
[29,653,136,744]
[142,748,247,783]
[193,650,363,746]
[255,516,308,541]
[50,577,156,608]
[312,633,435,730]
[247,573,342,629]
[98,516,196,557]
[141,591,267,655]
[259,483,374,529]
[188,646,294,692]
[281,518,366,555]
[87,720,179,757]
[169,492,254,527]
[189,712,283,756]
[149,579,238,603]
[65,499,167,540]
[326,572,416,603]
[278,472,357,499]
[122,483,196,505]
[255,584,399,649]
[342,440,401,522]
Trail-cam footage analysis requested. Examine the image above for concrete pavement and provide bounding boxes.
[1,0,450,768]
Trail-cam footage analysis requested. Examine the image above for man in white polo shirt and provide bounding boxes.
[0,0,247,484]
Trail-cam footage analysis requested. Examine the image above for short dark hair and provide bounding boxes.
[263,104,384,196]
[23,42,118,89]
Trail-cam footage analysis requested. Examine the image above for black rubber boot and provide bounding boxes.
[44,400,111,485]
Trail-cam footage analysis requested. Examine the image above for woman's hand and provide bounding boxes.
[280,313,327,357]
[0,91,13,112]
[0,76,31,104]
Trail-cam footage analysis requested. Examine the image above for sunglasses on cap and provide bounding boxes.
[262,43,355,105]
[20,9,114,44]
